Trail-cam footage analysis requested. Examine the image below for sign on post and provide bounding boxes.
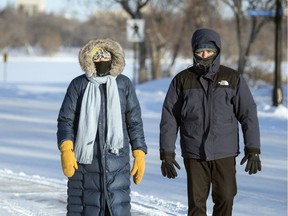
[248,9,284,17]
[247,9,275,17]
[126,19,145,43]
[248,1,284,106]
[126,19,145,85]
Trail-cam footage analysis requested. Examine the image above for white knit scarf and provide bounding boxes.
[74,74,124,164]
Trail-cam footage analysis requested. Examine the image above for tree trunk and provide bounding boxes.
[138,41,148,83]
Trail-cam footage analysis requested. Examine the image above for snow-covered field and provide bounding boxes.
[0,55,287,215]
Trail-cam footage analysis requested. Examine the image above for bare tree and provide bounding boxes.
[145,0,180,79]
[0,7,29,49]
[164,0,219,77]
[221,0,274,74]
[145,0,220,79]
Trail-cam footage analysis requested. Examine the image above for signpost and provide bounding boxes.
[248,0,284,106]
[272,0,283,106]
[126,19,145,85]
[3,52,7,82]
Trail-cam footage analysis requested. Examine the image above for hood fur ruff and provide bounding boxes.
[79,38,125,77]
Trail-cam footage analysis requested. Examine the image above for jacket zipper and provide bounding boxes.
[205,81,213,160]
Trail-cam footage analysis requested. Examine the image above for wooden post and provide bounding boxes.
[3,52,8,82]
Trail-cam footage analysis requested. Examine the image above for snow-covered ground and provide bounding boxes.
[0,54,287,215]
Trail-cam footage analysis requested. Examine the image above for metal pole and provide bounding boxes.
[3,63,7,82]
[273,0,283,106]
[133,42,138,85]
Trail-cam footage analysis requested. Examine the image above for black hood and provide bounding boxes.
[191,28,221,75]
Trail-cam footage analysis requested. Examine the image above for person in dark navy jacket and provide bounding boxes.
[159,28,261,216]
[57,38,147,216]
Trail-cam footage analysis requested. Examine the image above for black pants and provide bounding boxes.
[184,157,237,216]
[105,202,110,216]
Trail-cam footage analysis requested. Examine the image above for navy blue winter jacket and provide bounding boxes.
[160,28,260,160]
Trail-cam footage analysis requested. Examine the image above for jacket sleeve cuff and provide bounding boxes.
[131,140,147,154]
[245,147,261,154]
[160,151,176,160]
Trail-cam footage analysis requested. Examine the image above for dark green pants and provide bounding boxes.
[184,157,237,216]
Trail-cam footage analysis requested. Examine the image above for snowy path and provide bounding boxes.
[0,170,66,216]
[0,169,187,216]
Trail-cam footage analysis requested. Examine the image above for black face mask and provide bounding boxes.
[94,60,112,76]
[194,52,217,67]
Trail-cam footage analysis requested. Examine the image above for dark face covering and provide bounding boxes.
[194,52,217,67]
[94,60,112,76]
[193,52,218,76]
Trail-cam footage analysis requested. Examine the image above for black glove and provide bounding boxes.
[240,148,261,175]
[160,152,181,179]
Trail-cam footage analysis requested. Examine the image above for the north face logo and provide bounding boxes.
[218,80,229,86]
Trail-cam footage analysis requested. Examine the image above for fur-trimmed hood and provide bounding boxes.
[79,38,125,77]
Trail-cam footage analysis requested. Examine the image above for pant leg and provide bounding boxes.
[184,158,211,216]
[105,202,110,216]
[211,157,237,216]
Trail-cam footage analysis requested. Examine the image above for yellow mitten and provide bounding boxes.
[60,140,78,177]
[131,150,145,184]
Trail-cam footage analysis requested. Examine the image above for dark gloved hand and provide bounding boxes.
[160,152,181,179]
[240,147,261,175]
